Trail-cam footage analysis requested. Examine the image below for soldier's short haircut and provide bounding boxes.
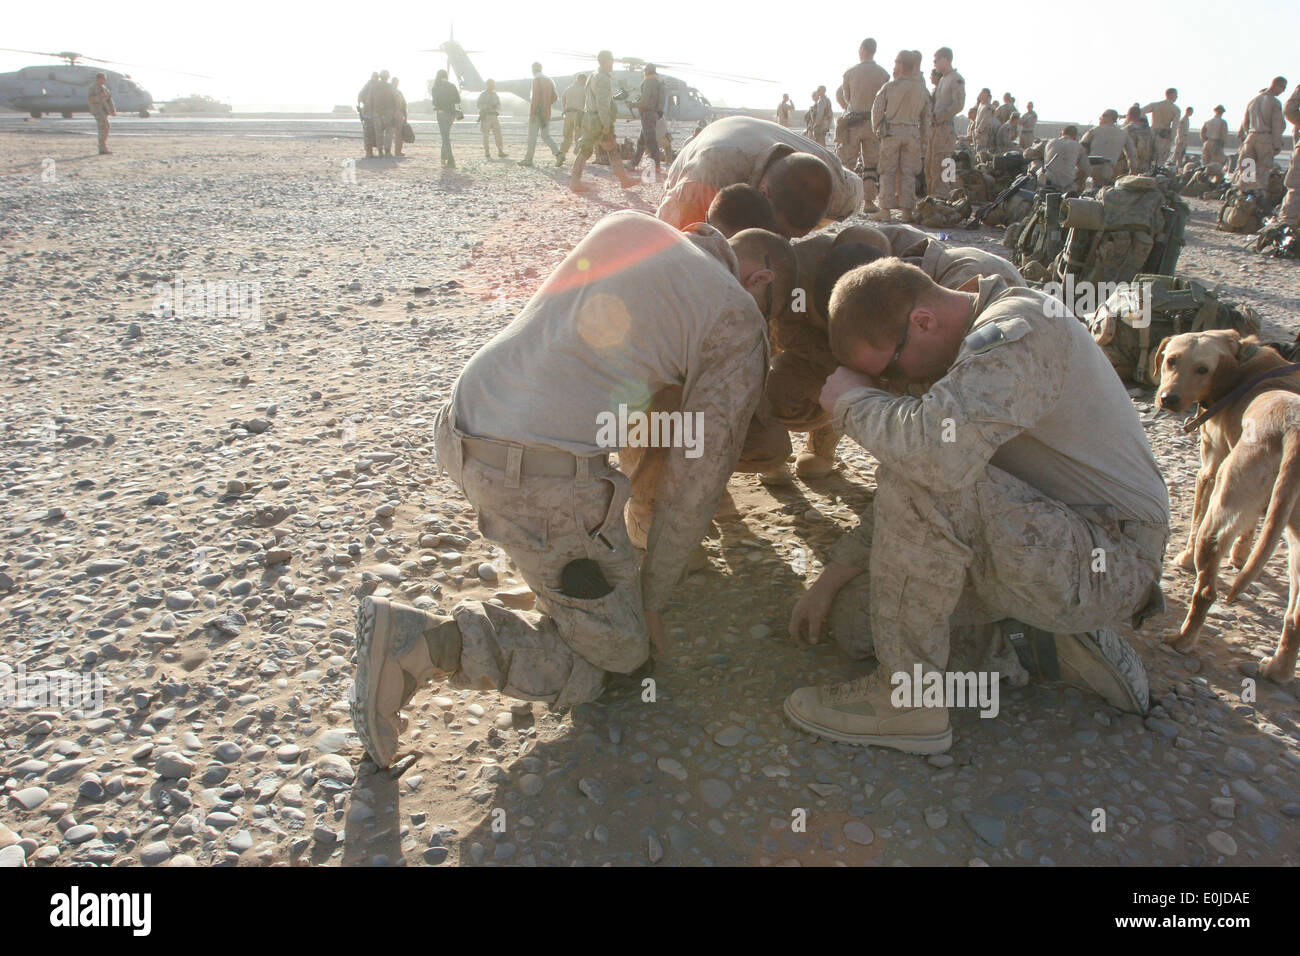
[934,47,953,61]
[1166,87,1177,98]
[1272,76,1287,88]
[707,184,777,238]
[576,73,588,83]
[1063,124,1079,138]
[828,259,937,364]
[860,38,877,56]
[1102,108,1119,122]
[763,154,833,234]
[833,224,891,257]
[728,229,798,314]
[598,50,613,61]
[814,243,887,322]
[95,72,106,80]
[533,62,543,72]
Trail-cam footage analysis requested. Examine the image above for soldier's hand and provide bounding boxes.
[646,609,673,658]
[820,365,877,413]
[789,584,833,646]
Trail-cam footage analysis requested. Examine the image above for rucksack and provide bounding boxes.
[1247,221,1300,259]
[1087,273,1262,384]
[916,189,972,227]
[1217,187,1261,233]
[977,171,1037,228]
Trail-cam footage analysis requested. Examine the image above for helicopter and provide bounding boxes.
[0,49,158,118]
[424,33,772,123]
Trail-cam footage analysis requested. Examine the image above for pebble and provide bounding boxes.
[11,787,50,811]
[1206,831,1238,856]
[699,779,732,809]
[155,752,195,779]
[0,846,26,868]
[962,812,1006,847]
[657,757,688,781]
[578,778,608,805]
[64,825,98,844]
[314,754,355,784]
[713,726,745,747]
[843,821,874,845]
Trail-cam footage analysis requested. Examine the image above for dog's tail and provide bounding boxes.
[1227,430,1300,602]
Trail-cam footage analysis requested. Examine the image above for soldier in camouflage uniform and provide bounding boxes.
[87,73,116,155]
[557,74,587,166]
[571,51,636,192]
[1236,77,1287,193]
[871,50,930,224]
[357,72,379,158]
[1200,105,1228,167]
[1141,89,1180,166]
[350,212,797,768]
[836,38,891,209]
[1279,85,1300,225]
[784,259,1168,752]
[925,47,965,200]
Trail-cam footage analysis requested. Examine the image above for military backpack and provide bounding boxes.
[1087,273,1262,384]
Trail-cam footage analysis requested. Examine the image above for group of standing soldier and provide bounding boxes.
[356,70,408,158]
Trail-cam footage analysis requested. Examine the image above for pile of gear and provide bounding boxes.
[1216,167,1288,233]
[1247,219,1300,259]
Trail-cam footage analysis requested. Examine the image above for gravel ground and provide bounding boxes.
[0,126,1297,868]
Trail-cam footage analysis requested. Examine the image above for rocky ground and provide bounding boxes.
[0,124,1297,868]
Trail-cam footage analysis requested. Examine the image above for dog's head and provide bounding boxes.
[1153,329,1249,414]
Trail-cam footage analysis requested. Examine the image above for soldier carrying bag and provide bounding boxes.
[401,122,415,144]
[1087,273,1262,384]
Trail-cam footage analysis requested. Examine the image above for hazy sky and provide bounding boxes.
[4,0,1298,123]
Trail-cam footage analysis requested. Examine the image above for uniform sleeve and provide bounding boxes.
[1286,89,1300,129]
[656,179,717,230]
[640,311,767,612]
[830,319,1066,494]
[1270,100,1286,152]
[871,87,886,131]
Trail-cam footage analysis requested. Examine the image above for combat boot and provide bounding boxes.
[795,425,839,479]
[350,596,462,768]
[758,463,795,486]
[555,151,565,167]
[1007,623,1149,714]
[784,669,952,753]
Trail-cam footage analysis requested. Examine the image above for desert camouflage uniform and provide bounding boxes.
[809,94,833,144]
[822,276,1169,679]
[1081,123,1136,187]
[872,68,930,217]
[357,79,378,154]
[994,101,1016,124]
[1041,135,1090,191]
[926,69,965,199]
[1122,118,1154,174]
[1279,87,1300,225]
[558,82,586,158]
[972,102,998,150]
[837,58,891,203]
[1142,99,1180,165]
[1200,114,1228,167]
[434,213,767,703]
[573,69,623,170]
[1236,90,1285,192]
[370,80,398,155]
[478,89,505,156]
[1018,108,1036,149]
[658,116,864,230]
[1171,114,1189,167]
[87,82,115,153]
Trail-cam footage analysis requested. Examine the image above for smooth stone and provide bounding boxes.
[699,779,732,810]
[11,787,50,811]
[65,825,99,845]
[1206,831,1238,856]
[843,820,875,846]
[962,812,1006,847]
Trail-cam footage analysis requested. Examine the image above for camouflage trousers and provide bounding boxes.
[766,347,840,460]
[829,463,1165,684]
[925,124,956,199]
[433,403,646,706]
[837,118,880,203]
[481,114,504,155]
[558,110,582,156]
[1154,129,1174,166]
[91,108,110,151]
[1202,139,1226,167]
[1018,130,1034,150]
[878,127,922,213]
[374,110,397,154]
[1279,144,1300,225]
[1092,160,1117,189]
[1235,132,1275,191]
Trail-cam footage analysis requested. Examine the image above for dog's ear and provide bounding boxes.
[1148,337,1170,384]
[1205,338,1244,401]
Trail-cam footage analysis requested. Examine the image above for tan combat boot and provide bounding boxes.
[1007,623,1149,714]
[758,463,795,486]
[795,426,839,479]
[350,596,461,768]
[784,670,952,753]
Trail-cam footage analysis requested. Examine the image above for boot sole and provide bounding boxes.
[350,596,396,768]
[783,698,952,754]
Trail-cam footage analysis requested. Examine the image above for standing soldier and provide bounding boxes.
[777,93,795,127]
[633,63,666,178]
[87,72,116,155]
[570,51,637,193]
[1236,76,1288,193]
[370,70,397,157]
[557,74,587,166]
[812,86,834,144]
[391,78,408,158]
[1278,84,1300,225]
[1141,88,1180,166]
[431,69,460,168]
[1200,104,1228,167]
[1121,105,1154,174]
[926,46,965,200]
[1081,109,1137,188]
[1171,106,1192,167]
[836,38,891,211]
[1019,100,1036,148]
[972,88,997,150]
[995,92,1016,124]
[477,79,507,160]
[871,50,929,224]
[349,213,796,769]
[521,62,561,167]
[357,71,379,158]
